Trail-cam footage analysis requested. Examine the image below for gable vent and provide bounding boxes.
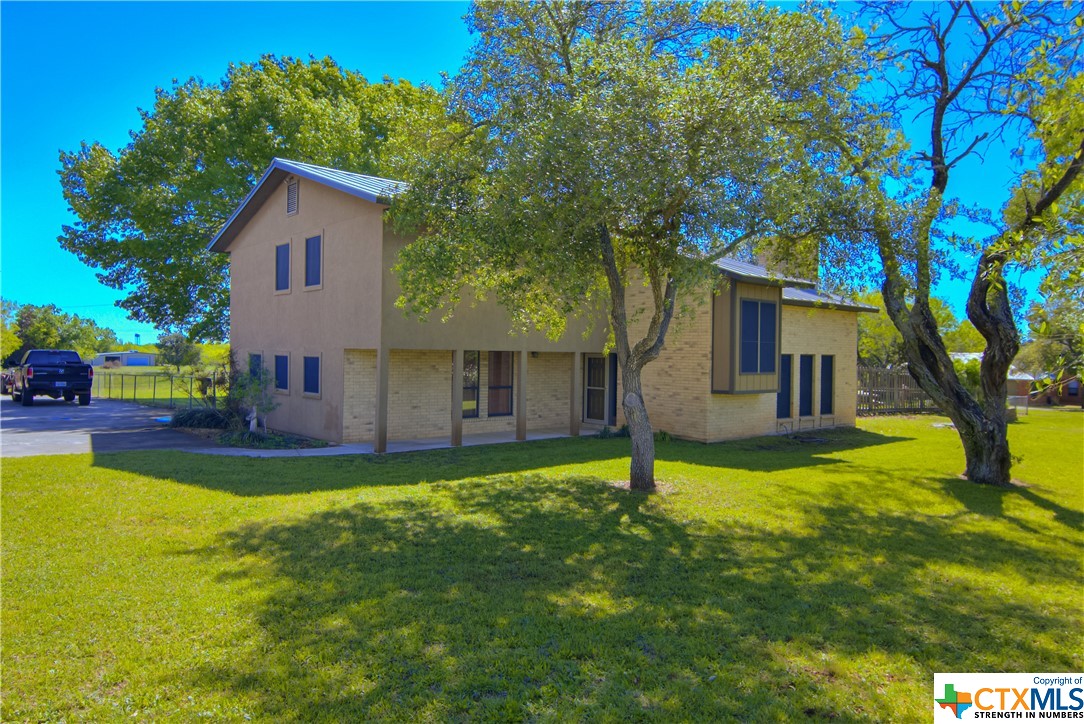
[286,179,299,215]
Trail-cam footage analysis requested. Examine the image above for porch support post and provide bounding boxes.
[374,346,389,453]
[570,351,582,436]
[451,349,463,447]
[516,350,528,441]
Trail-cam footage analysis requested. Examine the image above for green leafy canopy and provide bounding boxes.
[59,55,442,341]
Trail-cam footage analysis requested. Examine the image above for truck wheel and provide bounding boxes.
[78,393,91,406]
[20,389,33,406]
[63,391,75,402]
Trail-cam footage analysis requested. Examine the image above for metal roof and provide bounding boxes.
[208,158,406,252]
[713,257,816,289]
[781,286,879,313]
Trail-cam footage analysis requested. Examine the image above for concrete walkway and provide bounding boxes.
[0,396,602,458]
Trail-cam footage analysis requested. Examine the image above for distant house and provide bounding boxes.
[949,352,1035,398]
[90,350,157,367]
[208,158,875,448]
[1032,372,1083,407]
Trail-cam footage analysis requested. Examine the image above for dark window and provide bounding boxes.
[305,235,321,287]
[1068,379,1080,396]
[248,353,263,376]
[585,356,606,422]
[275,243,290,291]
[777,354,792,419]
[286,180,298,215]
[274,354,289,392]
[488,351,513,416]
[463,350,479,418]
[799,354,814,417]
[739,300,776,374]
[303,356,320,395]
[820,355,834,414]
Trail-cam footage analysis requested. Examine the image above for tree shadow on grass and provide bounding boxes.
[92,426,910,497]
[182,476,1079,720]
[941,477,1084,534]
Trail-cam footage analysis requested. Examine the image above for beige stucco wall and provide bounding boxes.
[228,177,386,441]
[225,178,606,443]
[380,229,609,353]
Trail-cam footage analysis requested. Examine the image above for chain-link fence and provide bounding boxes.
[92,372,227,409]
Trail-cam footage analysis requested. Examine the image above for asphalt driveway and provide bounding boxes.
[0,397,219,457]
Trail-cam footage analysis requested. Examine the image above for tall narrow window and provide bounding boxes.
[304,234,321,287]
[275,243,290,291]
[488,351,513,416]
[303,356,320,395]
[463,350,479,418]
[274,354,289,392]
[739,300,777,374]
[777,354,793,419]
[248,353,263,376]
[799,354,814,417]
[820,355,834,414]
[286,180,299,215]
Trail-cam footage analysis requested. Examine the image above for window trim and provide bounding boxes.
[302,354,321,398]
[274,241,291,294]
[738,298,777,375]
[463,350,480,419]
[273,353,290,394]
[487,351,514,417]
[303,232,323,290]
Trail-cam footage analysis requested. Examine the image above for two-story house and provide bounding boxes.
[209,159,874,450]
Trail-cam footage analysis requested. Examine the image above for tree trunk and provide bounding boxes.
[598,223,676,493]
[957,406,1012,485]
[878,250,1018,487]
[621,359,656,491]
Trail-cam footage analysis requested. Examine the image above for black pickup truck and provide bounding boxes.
[8,349,94,406]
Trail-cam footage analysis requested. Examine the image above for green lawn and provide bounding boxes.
[3,410,1081,721]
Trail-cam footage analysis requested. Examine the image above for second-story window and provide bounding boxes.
[739,300,776,374]
[305,235,322,288]
[275,242,290,292]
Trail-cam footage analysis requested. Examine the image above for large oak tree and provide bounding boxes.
[856,1,1082,485]
[392,1,880,491]
[59,55,440,341]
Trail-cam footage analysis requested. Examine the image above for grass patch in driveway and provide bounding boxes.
[2,409,1081,720]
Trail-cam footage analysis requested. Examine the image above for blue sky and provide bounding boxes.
[1,2,1039,344]
[1,1,472,343]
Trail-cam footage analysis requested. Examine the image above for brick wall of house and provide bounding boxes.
[525,352,572,430]
[343,349,376,443]
[778,305,859,431]
[614,278,862,443]
[344,349,574,443]
[387,349,453,440]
